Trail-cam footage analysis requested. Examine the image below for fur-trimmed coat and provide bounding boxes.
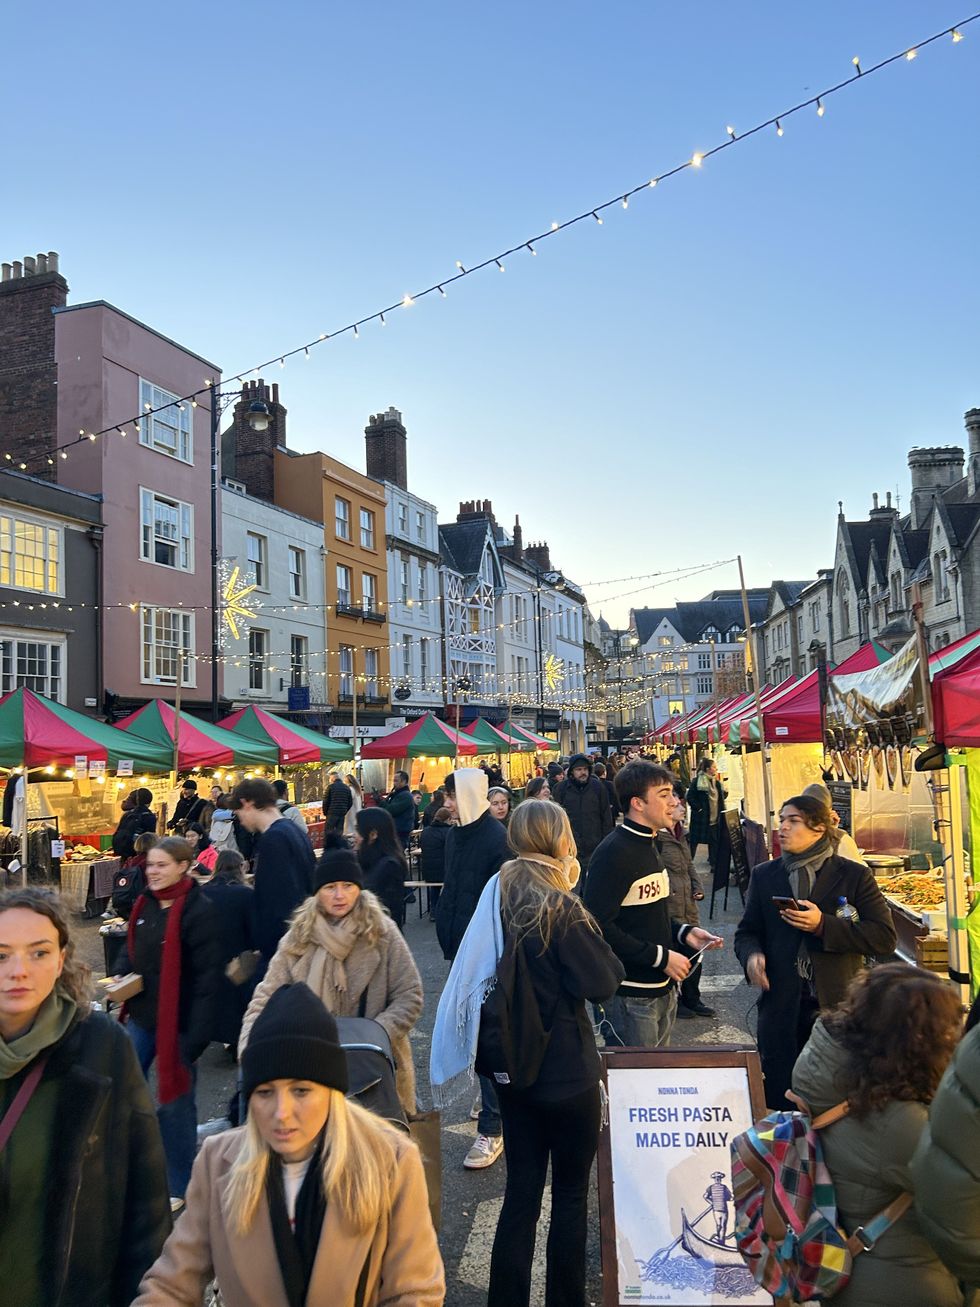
[238,892,423,1113]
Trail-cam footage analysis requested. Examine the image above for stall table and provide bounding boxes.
[60,856,120,916]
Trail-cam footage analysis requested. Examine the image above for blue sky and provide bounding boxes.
[5,1,978,624]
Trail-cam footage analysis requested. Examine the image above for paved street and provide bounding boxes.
[74,855,756,1305]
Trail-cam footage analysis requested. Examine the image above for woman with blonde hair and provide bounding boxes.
[134,983,444,1306]
[431,800,624,1307]
[239,845,422,1116]
[0,886,170,1302]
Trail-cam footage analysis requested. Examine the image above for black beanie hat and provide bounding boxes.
[241,983,349,1101]
[314,846,364,892]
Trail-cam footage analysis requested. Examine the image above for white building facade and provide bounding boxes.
[381,481,444,717]
[219,482,326,709]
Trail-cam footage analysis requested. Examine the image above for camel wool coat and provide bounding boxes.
[239,897,423,1114]
[132,1127,445,1307]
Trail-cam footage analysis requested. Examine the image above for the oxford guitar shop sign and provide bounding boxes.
[597,1048,772,1307]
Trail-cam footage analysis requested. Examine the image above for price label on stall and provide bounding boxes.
[89,759,106,779]
[117,759,134,777]
[50,839,65,858]
[74,755,88,778]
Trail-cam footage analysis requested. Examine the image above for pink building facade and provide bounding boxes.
[53,301,221,711]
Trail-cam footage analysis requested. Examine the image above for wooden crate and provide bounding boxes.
[914,933,949,973]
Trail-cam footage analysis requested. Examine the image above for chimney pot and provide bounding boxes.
[11,261,22,279]
[886,491,892,508]
[1,264,10,282]
[873,493,879,510]
[47,251,58,273]
[35,253,47,274]
[23,256,36,276]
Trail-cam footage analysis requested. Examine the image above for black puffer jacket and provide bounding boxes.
[0,1011,171,1306]
[555,754,614,865]
[321,777,352,831]
[126,881,223,1061]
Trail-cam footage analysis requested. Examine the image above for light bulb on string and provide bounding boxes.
[621,195,629,209]
[952,28,963,41]
[402,294,414,307]
[438,285,447,297]
[592,210,603,224]
[304,347,310,359]
[380,312,386,326]
[495,259,505,272]
[456,260,466,272]
[726,125,737,140]
[353,324,359,338]
[906,48,917,60]
[526,242,537,255]
[816,98,825,116]
[852,55,862,74]
[691,152,703,167]
[775,119,784,137]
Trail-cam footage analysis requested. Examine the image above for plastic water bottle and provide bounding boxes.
[836,895,860,923]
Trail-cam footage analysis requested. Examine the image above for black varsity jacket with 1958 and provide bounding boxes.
[583,818,693,996]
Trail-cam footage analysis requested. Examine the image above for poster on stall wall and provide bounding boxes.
[598,1049,771,1307]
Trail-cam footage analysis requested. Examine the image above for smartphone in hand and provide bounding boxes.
[771,895,801,911]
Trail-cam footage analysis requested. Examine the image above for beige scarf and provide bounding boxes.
[305,912,379,1013]
[519,852,582,891]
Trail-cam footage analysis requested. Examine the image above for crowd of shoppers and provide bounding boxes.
[11,745,980,1307]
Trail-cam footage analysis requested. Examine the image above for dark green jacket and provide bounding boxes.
[912,1023,980,1302]
[0,1011,171,1305]
[793,1019,964,1307]
[383,784,416,836]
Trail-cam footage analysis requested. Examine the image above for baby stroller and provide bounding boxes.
[335,1016,407,1132]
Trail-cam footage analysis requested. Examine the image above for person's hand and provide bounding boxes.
[780,900,823,934]
[693,890,705,901]
[746,953,769,990]
[664,950,691,982]
[686,927,724,952]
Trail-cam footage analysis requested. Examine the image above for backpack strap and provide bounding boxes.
[812,1101,850,1130]
[0,1055,48,1153]
[846,1193,913,1256]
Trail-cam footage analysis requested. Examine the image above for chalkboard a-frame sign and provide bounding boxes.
[597,1047,771,1307]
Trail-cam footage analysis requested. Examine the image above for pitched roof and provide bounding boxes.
[633,594,769,645]
[840,519,893,593]
[438,520,492,577]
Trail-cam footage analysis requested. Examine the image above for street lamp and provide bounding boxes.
[210,389,272,722]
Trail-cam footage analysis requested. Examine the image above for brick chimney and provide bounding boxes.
[0,251,67,480]
[525,540,551,572]
[223,379,286,501]
[512,514,523,562]
[365,406,407,490]
[456,499,496,525]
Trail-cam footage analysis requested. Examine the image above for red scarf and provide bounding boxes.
[128,874,194,1104]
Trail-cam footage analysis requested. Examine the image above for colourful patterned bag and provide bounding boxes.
[730,1101,911,1300]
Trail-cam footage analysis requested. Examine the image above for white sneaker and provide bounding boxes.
[464,1133,503,1169]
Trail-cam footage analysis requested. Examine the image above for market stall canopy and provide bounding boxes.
[929,627,980,747]
[0,687,173,771]
[219,706,352,764]
[359,712,478,760]
[116,700,279,770]
[463,718,535,752]
[757,640,894,744]
[826,637,920,733]
[508,723,561,752]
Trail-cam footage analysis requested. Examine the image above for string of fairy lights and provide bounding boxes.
[5,14,976,477]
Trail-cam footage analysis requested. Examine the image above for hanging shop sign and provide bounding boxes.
[597,1048,770,1307]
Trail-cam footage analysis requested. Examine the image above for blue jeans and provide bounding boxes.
[603,990,678,1049]
[127,1020,198,1198]
[478,1072,502,1138]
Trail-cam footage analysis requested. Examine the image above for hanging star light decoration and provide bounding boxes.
[220,563,260,644]
[544,653,565,693]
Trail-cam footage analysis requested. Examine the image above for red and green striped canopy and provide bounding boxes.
[463,718,535,752]
[116,700,279,770]
[508,723,560,752]
[0,687,173,771]
[219,706,352,764]
[360,713,478,760]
